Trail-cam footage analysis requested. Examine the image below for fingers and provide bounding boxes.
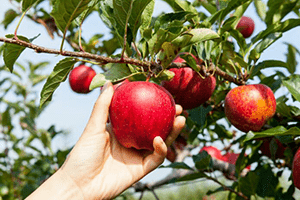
[175,104,183,116]
[143,136,167,174]
[164,115,186,147]
[85,82,114,133]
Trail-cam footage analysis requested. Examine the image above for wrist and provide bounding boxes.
[25,169,84,200]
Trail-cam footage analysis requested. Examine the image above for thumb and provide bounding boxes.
[84,81,114,134]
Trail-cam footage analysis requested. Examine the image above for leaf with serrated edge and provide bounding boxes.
[244,126,300,142]
[282,75,300,102]
[22,0,39,12]
[50,0,90,32]
[3,35,29,72]
[40,58,77,107]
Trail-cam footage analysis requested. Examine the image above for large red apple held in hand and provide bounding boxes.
[69,65,96,94]
[236,16,255,38]
[224,84,276,132]
[109,81,176,151]
[162,53,216,110]
[293,147,300,189]
[200,146,223,160]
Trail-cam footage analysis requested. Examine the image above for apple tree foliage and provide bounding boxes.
[1,0,300,199]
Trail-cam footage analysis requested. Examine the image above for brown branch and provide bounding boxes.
[0,36,151,69]
[133,158,249,192]
[206,175,249,200]
[169,62,246,86]
[0,36,247,86]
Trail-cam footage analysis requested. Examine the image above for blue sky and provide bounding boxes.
[0,0,300,184]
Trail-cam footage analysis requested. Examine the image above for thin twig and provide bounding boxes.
[0,36,151,69]
[206,175,249,200]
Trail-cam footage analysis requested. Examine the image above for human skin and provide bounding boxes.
[26,82,186,200]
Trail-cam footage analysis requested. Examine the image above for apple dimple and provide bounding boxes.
[109,81,176,151]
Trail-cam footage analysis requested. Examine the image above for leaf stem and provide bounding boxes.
[14,8,29,39]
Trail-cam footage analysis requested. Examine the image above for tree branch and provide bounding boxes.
[0,36,152,69]
[0,36,246,85]
[133,158,249,193]
[169,62,246,86]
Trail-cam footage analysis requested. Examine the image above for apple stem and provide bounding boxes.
[146,75,151,82]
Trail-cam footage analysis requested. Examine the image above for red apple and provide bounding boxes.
[166,135,188,162]
[69,65,96,94]
[293,147,300,189]
[236,16,255,38]
[260,138,286,159]
[224,84,276,132]
[162,53,216,110]
[166,146,177,163]
[200,146,223,160]
[222,152,250,170]
[109,81,176,151]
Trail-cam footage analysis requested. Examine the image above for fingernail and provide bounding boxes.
[103,81,111,91]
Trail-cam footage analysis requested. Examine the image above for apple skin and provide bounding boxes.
[260,138,286,159]
[109,81,176,151]
[69,65,96,94]
[200,146,223,160]
[166,135,188,162]
[161,54,216,110]
[222,152,251,170]
[236,16,255,38]
[293,147,300,189]
[224,84,276,132]
[166,146,177,163]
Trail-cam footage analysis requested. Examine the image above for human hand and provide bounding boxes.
[27,81,186,200]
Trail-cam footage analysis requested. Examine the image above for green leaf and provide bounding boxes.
[193,151,211,170]
[239,171,259,196]
[285,43,298,74]
[75,0,102,26]
[206,0,252,25]
[160,162,193,170]
[162,0,199,22]
[2,108,12,127]
[171,28,220,48]
[254,0,266,21]
[282,74,300,102]
[89,63,135,90]
[139,0,155,34]
[50,0,91,32]
[3,35,30,72]
[244,126,300,142]
[22,0,39,12]
[112,0,154,42]
[40,58,77,107]
[175,171,207,182]
[1,9,19,29]
[265,0,298,26]
[250,60,288,78]
[252,18,300,44]
[250,32,282,59]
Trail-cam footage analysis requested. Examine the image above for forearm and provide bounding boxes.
[25,169,84,200]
